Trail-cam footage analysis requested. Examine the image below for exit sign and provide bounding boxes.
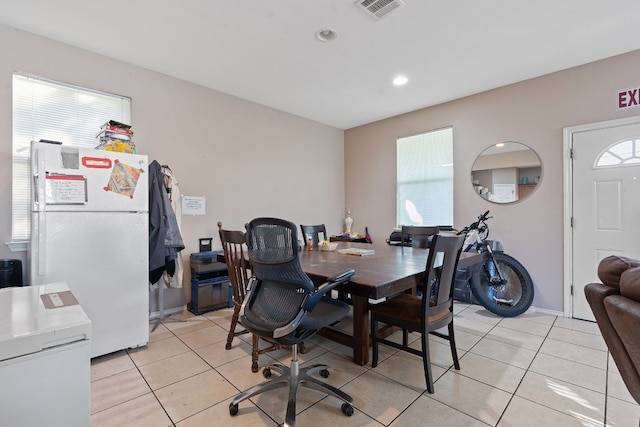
[618,86,640,110]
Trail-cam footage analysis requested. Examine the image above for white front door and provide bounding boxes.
[567,117,640,320]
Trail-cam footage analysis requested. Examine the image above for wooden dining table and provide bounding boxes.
[299,242,484,366]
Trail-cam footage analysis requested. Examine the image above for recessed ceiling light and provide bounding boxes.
[393,75,409,86]
[496,143,505,148]
[315,29,337,42]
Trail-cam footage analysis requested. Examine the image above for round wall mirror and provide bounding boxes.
[471,142,542,204]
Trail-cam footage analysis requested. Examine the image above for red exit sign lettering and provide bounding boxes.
[618,87,640,110]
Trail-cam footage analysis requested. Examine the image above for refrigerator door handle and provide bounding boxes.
[32,142,48,276]
[32,142,48,212]
[35,210,47,276]
[33,174,39,204]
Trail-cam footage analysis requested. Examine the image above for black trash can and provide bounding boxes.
[0,259,23,288]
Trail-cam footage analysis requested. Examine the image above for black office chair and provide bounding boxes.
[370,234,465,393]
[229,217,355,426]
[218,221,289,373]
[300,223,328,248]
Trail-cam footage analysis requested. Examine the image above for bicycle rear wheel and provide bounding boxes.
[470,252,534,317]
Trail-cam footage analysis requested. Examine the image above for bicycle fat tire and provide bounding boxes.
[470,252,534,317]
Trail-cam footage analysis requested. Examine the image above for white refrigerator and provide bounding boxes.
[0,282,91,427]
[30,141,149,358]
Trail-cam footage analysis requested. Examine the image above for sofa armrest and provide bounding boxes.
[620,266,640,302]
[604,295,640,404]
[585,282,620,323]
[598,255,640,288]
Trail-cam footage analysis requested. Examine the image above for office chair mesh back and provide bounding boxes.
[231,217,355,424]
[244,218,315,338]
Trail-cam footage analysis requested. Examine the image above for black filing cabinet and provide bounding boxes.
[0,259,23,288]
[188,251,232,315]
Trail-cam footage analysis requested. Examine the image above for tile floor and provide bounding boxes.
[90,303,640,426]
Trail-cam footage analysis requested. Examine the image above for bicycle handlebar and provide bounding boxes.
[456,211,492,235]
[478,210,492,221]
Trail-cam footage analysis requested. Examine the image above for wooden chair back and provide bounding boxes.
[400,225,440,249]
[217,221,251,306]
[300,224,328,247]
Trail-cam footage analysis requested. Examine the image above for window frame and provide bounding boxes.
[396,127,454,228]
[595,138,640,168]
[11,73,132,244]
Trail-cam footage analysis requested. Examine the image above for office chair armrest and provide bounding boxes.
[246,276,257,292]
[304,269,355,311]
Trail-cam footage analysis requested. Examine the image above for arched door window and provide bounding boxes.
[596,138,640,167]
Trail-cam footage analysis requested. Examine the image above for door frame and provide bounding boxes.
[563,114,640,317]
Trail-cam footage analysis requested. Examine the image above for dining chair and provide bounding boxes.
[229,217,355,425]
[301,223,357,303]
[400,225,440,250]
[217,221,286,372]
[300,223,328,248]
[370,234,465,393]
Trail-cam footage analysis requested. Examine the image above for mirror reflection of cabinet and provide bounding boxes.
[519,183,537,199]
[471,142,542,204]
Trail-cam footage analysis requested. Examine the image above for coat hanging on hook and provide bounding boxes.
[149,160,185,285]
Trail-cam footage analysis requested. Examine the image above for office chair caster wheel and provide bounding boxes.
[263,368,272,379]
[229,403,239,416]
[341,403,354,416]
[320,369,330,378]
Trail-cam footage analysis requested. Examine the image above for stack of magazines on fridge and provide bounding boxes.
[96,120,135,153]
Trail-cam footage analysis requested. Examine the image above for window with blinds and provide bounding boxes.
[396,127,453,227]
[11,73,132,241]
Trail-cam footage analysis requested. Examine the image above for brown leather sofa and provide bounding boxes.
[584,255,640,405]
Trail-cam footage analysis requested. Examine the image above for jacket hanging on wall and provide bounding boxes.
[149,160,185,284]
[162,164,184,288]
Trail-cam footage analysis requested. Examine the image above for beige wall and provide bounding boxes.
[345,49,640,312]
[0,25,345,294]
[4,22,640,313]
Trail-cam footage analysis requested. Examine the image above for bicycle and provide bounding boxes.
[455,210,535,317]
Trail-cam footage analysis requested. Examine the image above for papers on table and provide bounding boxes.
[338,248,375,256]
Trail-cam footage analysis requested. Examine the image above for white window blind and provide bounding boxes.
[12,73,131,241]
[397,127,453,227]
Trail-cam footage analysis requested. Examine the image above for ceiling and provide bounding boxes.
[2,0,640,130]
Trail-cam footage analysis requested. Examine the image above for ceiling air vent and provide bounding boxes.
[356,0,406,20]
